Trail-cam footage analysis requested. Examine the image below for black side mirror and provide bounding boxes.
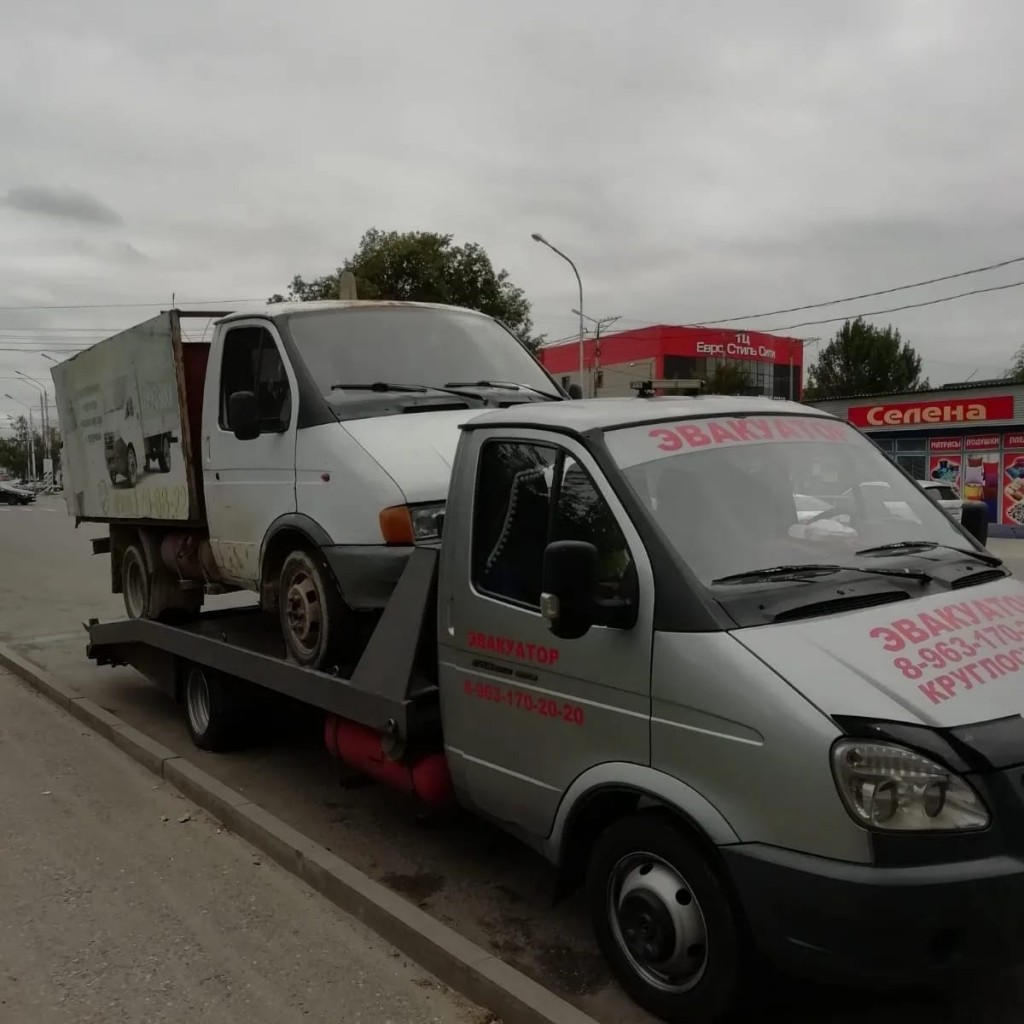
[567,383,583,400]
[541,540,597,639]
[228,391,260,441]
[961,500,989,547]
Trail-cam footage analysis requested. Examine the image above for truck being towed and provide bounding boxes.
[51,300,569,668]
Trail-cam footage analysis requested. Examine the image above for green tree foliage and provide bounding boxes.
[803,318,928,400]
[0,416,58,479]
[270,228,541,347]
[1004,345,1024,383]
[705,362,752,395]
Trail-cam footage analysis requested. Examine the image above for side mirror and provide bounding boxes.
[567,383,583,400]
[228,391,260,441]
[961,500,989,547]
[541,540,597,639]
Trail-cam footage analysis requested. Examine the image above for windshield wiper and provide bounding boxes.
[330,382,429,393]
[712,563,932,586]
[856,540,1003,567]
[443,380,562,400]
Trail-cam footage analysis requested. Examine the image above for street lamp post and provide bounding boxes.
[14,371,50,461]
[531,233,585,396]
[5,394,35,481]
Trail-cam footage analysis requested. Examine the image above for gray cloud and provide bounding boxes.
[3,185,122,225]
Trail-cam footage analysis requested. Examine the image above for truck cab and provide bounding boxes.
[197,301,565,665]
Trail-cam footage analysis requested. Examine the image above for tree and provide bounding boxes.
[1004,346,1024,383]
[270,228,541,347]
[705,363,752,395]
[803,318,928,399]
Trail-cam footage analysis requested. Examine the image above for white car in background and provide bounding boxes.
[918,479,964,522]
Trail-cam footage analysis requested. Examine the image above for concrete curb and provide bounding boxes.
[0,643,600,1024]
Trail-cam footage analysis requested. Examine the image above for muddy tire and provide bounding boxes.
[278,549,348,670]
[183,664,246,752]
[126,444,138,487]
[122,544,152,619]
[586,813,743,1023]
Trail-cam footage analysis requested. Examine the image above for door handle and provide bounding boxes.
[204,435,211,461]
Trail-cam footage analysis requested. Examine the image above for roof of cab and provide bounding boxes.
[215,299,491,324]
[463,395,840,435]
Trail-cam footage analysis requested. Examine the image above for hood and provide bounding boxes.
[341,408,483,503]
[732,576,1024,729]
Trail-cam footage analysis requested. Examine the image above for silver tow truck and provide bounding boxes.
[84,394,1024,1022]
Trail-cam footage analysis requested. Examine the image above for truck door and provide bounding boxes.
[439,430,654,839]
[203,321,298,584]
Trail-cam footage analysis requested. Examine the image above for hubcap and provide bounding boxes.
[608,854,708,993]
[186,669,211,736]
[285,569,321,655]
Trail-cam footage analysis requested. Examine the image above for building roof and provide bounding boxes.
[804,378,1014,404]
[464,394,834,434]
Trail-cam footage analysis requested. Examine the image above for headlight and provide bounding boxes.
[408,503,445,542]
[378,502,446,544]
[831,739,989,832]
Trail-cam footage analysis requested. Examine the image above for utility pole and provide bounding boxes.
[573,311,621,396]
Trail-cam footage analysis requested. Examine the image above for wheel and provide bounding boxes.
[121,544,152,619]
[157,436,171,473]
[126,445,138,487]
[183,664,245,751]
[278,549,348,669]
[586,813,742,1023]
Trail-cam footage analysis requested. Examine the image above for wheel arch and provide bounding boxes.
[259,514,333,610]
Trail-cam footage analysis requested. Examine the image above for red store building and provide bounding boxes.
[536,325,807,400]
[805,382,1024,531]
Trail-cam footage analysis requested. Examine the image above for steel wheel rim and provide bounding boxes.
[186,669,211,736]
[607,852,709,994]
[284,568,321,657]
[124,555,147,618]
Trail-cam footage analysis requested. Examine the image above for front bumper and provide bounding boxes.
[321,544,413,610]
[723,842,1024,983]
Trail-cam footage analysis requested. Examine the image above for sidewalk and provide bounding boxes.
[0,671,481,1024]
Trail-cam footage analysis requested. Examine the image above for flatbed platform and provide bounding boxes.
[85,547,442,740]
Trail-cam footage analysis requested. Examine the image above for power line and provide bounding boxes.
[758,278,1024,333]
[688,255,1024,326]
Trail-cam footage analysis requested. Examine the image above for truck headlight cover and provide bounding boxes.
[831,739,989,832]
[379,502,446,544]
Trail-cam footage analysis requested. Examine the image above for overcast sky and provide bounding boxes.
[2,0,1023,429]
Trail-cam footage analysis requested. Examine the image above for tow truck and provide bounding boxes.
[84,392,1024,1023]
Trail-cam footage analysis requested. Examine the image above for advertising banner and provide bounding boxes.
[928,454,962,494]
[962,450,1000,522]
[50,313,192,521]
[1002,452,1024,526]
[1004,432,1024,450]
[929,436,963,453]
[848,395,1014,428]
[965,434,1001,451]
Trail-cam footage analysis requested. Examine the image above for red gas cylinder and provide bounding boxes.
[326,716,454,809]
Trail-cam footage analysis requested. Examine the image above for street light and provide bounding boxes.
[14,371,50,461]
[4,393,35,481]
[531,233,585,396]
[39,353,58,364]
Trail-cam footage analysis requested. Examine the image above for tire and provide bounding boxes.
[183,664,245,752]
[157,436,171,473]
[278,549,348,670]
[126,445,138,487]
[586,813,743,1023]
[121,544,152,619]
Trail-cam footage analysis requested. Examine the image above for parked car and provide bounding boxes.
[918,479,963,521]
[0,482,35,505]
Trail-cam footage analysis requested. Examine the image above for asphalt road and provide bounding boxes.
[4,495,1024,1023]
[0,664,481,1024]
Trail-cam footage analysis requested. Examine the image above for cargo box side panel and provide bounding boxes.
[50,313,196,522]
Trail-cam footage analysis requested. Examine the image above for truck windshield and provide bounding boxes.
[282,306,556,406]
[604,413,972,585]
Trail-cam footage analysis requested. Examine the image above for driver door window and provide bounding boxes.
[471,441,633,609]
[219,326,292,433]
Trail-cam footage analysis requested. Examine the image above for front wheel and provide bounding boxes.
[587,813,743,1023]
[278,549,349,670]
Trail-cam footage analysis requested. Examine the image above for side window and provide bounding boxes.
[471,441,633,610]
[219,326,292,432]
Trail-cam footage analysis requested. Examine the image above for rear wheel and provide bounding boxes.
[278,549,348,670]
[157,436,171,473]
[126,445,138,487]
[183,665,245,751]
[122,544,151,619]
[587,813,743,1023]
